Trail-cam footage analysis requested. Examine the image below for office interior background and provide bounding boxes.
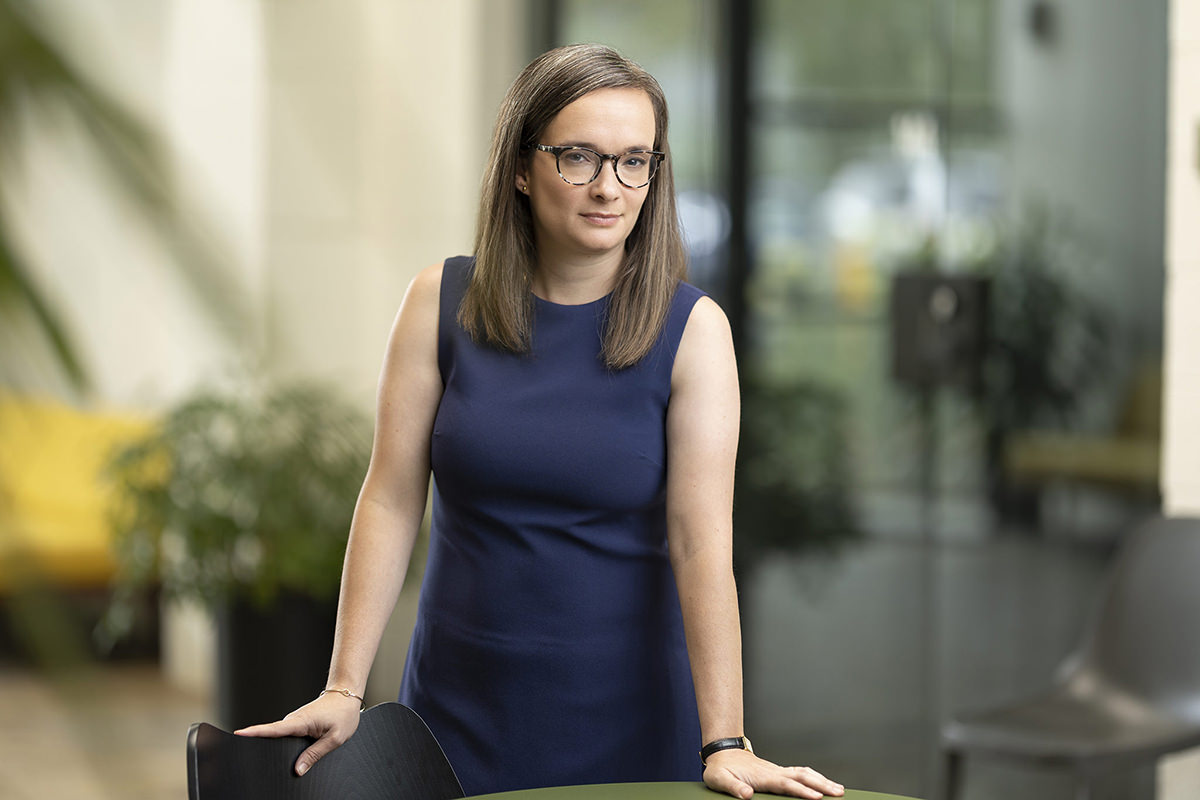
[1,1,1199,798]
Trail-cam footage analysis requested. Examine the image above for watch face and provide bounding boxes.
[743,737,754,754]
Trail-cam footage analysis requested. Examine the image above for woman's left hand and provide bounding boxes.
[702,748,845,799]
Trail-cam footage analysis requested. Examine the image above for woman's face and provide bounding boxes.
[517,87,657,271]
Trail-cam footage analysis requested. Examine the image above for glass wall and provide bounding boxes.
[549,2,1166,797]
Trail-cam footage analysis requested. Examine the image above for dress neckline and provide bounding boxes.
[532,292,611,310]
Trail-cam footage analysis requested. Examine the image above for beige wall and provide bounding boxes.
[1160,1,1200,797]
[14,0,526,407]
[6,0,242,407]
[257,0,528,405]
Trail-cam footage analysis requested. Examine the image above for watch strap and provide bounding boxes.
[700,736,753,765]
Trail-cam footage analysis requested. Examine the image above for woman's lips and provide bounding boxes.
[581,213,620,226]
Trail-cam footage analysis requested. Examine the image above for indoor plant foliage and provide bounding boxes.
[978,215,1112,435]
[104,381,372,630]
[734,374,859,571]
[973,214,1114,519]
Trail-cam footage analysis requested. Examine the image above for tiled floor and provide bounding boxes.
[0,662,207,800]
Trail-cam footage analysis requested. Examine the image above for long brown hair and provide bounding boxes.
[460,44,687,370]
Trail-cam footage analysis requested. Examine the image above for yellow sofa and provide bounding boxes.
[0,395,151,592]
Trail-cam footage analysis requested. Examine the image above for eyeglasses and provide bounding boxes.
[534,144,665,189]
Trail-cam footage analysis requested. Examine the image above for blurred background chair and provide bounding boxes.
[940,515,1200,800]
[187,702,463,800]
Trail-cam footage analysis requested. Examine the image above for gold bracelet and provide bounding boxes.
[319,687,365,710]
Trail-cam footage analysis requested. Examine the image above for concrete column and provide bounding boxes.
[158,0,267,696]
[1163,1,1200,517]
[1159,1,1200,797]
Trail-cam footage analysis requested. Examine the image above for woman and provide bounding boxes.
[237,44,843,800]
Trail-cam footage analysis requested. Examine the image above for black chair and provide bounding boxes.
[187,701,464,800]
[940,515,1200,800]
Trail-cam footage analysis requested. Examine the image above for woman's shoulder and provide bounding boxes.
[381,261,444,375]
[404,261,445,310]
[680,292,729,339]
[671,290,734,391]
[671,281,725,332]
[404,255,474,307]
[656,281,725,366]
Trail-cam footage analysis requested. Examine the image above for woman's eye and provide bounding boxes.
[622,155,647,168]
[563,151,591,164]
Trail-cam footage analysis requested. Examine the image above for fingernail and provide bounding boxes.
[297,762,309,776]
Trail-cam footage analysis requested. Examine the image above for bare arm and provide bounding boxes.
[666,297,843,800]
[235,262,445,776]
[327,261,444,702]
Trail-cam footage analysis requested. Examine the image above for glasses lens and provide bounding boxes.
[557,148,601,184]
[616,152,657,187]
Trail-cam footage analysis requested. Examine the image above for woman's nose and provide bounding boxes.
[591,158,622,198]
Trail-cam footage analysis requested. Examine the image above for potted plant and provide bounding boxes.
[974,215,1114,522]
[103,381,372,729]
[734,374,859,572]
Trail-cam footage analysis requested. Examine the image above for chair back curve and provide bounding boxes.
[1070,515,1200,722]
[186,701,464,800]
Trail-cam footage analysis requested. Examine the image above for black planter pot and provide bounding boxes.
[984,426,1042,529]
[216,591,338,730]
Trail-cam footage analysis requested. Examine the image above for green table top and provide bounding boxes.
[467,781,921,800]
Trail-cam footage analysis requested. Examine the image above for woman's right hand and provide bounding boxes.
[234,691,363,776]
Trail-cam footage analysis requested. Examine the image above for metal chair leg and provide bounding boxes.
[940,749,964,800]
[1074,771,1093,800]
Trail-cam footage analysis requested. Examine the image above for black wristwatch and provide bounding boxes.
[700,736,754,766]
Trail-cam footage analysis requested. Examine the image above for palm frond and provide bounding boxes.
[0,0,250,391]
[0,220,87,389]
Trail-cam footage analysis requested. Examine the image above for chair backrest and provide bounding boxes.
[1071,516,1200,722]
[186,702,464,800]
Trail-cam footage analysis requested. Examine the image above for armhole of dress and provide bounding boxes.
[663,284,707,364]
[437,256,471,385]
[660,284,708,401]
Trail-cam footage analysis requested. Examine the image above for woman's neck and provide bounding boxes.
[531,251,622,305]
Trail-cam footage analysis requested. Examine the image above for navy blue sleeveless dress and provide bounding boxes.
[398,256,704,795]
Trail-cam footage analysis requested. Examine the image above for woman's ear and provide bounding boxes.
[515,156,531,195]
